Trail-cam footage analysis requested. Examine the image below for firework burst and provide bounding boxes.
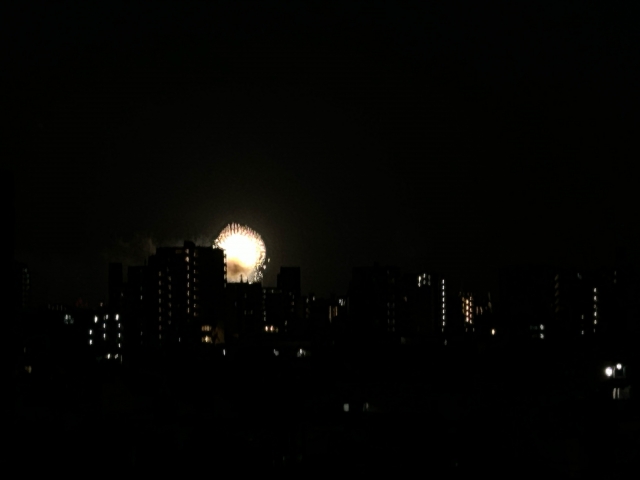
[214,223,267,283]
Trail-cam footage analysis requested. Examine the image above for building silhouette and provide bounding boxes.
[145,241,226,348]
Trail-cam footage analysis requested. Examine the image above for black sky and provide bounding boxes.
[5,1,639,306]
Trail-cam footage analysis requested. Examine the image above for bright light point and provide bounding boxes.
[617,364,622,370]
[491,329,495,335]
[605,367,613,377]
[214,223,266,283]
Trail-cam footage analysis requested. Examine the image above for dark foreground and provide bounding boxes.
[9,340,639,476]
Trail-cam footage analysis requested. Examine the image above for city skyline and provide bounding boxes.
[6,1,639,306]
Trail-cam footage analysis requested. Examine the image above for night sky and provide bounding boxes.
[5,1,639,307]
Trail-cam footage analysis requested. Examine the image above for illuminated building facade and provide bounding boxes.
[553,269,617,339]
[347,265,454,343]
[414,272,450,340]
[88,308,123,361]
[146,241,226,347]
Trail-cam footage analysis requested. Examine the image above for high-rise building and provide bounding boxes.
[87,308,123,361]
[274,267,303,334]
[225,281,263,340]
[146,241,226,347]
[348,264,404,338]
[414,272,453,341]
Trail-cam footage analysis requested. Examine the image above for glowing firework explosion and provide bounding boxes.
[214,223,266,283]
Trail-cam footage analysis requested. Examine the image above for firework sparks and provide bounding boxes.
[214,223,266,283]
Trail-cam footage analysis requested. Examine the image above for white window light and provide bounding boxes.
[115,314,119,320]
[94,316,98,323]
[605,367,613,377]
[617,363,622,370]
